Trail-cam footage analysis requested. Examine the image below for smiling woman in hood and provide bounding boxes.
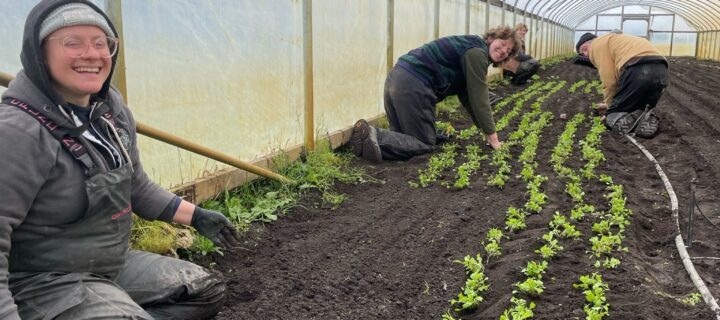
[0,1,240,319]
[21,0,118,106]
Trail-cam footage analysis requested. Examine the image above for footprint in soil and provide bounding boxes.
[656,136,675,145]
[232,288,257,302]
[228,279,259,302]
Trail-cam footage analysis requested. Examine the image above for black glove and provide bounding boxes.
[191,206,241,248]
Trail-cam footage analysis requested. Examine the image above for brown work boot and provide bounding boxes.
[350,119,382,162]
[350,119,370,157]
[362,126,382,163]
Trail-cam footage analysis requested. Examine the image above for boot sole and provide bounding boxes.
[361,126,382,163]
[351,120,369,157]
[635,114,659,138]
[611,113,638,134]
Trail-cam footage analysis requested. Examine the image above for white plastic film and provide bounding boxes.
[313,0,387,132]
[121,0,304,187]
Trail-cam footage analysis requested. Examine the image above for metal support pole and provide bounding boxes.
[501,0,506,26]
[137,123,296,185]
[434,0,440,39]
[528,18,534,56]
[302,0,315,152]
[710,32,714,60]
[0,73,297,186]
[670,13,676,56]
[387,0,394,73]
[105,0,128,102]
[465,0,470,35]
[485,0,490,34]
[537,19,543,59]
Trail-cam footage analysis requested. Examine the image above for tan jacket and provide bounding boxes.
[589,33,665,104]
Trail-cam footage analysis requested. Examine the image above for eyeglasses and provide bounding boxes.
[46,35,119,58]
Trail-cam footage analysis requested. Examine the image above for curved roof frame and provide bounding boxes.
[561,1,719,31]
[508,0,720,31]
[567,4,699,31]
[548,0,598,27]
[557,1,706,30]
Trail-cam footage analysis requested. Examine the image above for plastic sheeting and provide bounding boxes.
[573,5,700,57]
[4,0,716,189]
[1,0,631,188]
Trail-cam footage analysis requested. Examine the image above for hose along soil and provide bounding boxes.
[626,134,720,319]
[202,57,720,319]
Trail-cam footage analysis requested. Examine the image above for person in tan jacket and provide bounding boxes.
[576,32,668,138]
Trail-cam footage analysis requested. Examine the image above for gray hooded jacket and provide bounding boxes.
[0,1,176,318]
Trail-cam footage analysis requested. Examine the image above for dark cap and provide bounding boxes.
[575,32,597,53]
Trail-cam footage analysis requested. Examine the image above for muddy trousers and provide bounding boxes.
[379,66,438,160]
[10,250,226,320]
[609,61,668,114]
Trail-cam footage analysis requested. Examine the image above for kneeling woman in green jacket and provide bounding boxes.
[351,26,521,162]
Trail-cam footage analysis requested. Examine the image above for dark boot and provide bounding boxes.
[634,110,659,138]
[350,119,382,162]
[605,111,637,134]
[350,119,369,157]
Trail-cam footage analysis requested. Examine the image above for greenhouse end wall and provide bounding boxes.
[698,31,720,61]
[1,0,576,190]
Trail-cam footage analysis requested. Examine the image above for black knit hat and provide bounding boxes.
[575,32,597,53]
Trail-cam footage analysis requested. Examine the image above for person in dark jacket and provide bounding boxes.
[575,32,667,138]
[350,26,522,162]
[502,23,540,85]
[0,1,240,319]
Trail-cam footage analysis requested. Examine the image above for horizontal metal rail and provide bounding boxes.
[0,71,296,186]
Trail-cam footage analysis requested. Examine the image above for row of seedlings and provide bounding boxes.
[442,82,563,319]
[557,116,613,319]
[583,80,602,95]
[507,109,555,232]
[454,80,549,142]
[569,117,614,319]
[412,81,550,188]
[489,81,566,189]
[567,80,588,94]
[409,143,460,188]
[442,113,544,318]
[498,112,590,319]
[444,81,568,319]
[449,81,555,189]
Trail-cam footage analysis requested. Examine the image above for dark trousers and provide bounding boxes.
[504,58,539,85]
[378,66,437,160]
[11,250,226,320]
[609,61,668,114]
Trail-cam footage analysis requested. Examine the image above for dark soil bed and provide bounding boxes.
[206,57,720,319]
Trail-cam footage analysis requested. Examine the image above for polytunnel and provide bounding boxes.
[2,1,720,319]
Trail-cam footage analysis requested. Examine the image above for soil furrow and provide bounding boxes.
[210,58,719,320]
